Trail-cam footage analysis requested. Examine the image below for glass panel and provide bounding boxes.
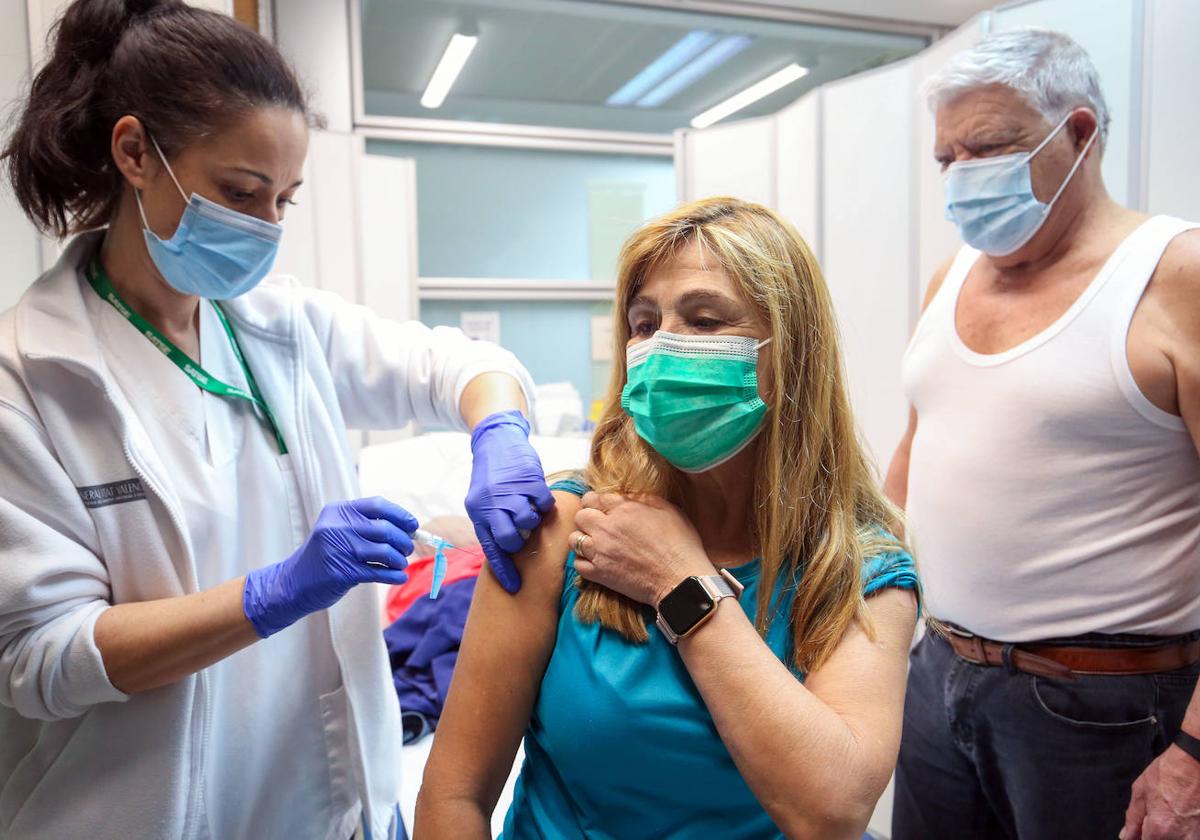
[365,140,675,280]
[359,0,926,134]
[419,300,615,408]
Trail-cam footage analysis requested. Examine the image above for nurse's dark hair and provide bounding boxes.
[2,0,319,239]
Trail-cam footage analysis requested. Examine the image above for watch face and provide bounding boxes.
[659,577,714,636]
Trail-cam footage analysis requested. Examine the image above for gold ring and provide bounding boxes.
[574,533,589,557]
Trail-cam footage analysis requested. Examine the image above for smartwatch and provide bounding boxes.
[655,568,744,645]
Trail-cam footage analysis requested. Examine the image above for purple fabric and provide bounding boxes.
[384,575,477,744]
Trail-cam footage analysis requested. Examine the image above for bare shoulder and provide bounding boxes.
[1146,229,1200,337]
[480,489,581,607]
[522,491,582,583]
[1155,229,1200,292]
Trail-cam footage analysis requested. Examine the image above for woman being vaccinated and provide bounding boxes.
[418,198,921,839]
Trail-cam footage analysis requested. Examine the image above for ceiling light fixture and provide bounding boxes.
[421,31,479,109]
[607,30,718,107]
[636,34,753,109]
[690,62,809,129]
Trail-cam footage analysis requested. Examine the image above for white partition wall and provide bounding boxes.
[1142,0,1200,219]
[358,152,420,447]
[775,92,823,259]
[273,130,364,301]
[821,61,917,466]
[677,116,777,208]
[0,0,40,311]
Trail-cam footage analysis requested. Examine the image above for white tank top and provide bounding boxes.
[904,215,1200,641]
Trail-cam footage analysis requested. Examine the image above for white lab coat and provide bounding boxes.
[0,232,535,838]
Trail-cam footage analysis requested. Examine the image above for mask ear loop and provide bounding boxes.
[146,133,190,203]
[135,131,191,239]
[1044,123,1099,208]
[755,337,773,350]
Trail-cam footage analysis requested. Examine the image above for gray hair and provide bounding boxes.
[921,29,1111,148]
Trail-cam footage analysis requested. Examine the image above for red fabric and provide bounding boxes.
[384,545,485,624]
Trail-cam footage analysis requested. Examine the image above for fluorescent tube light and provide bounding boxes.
[421,32,479,109]
[607,30,718,107]
[690,63,808,128]
[636,34,753,109]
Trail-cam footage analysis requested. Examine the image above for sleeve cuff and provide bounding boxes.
[62,603,130,711]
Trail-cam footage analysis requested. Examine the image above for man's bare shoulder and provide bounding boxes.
[1149,229,1200,327]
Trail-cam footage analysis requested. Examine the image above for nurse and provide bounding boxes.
[0,1,551,838]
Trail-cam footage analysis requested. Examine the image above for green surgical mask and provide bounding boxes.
[621,331,771,473]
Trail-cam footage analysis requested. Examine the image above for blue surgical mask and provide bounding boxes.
[943,113,1097,257]
[136,135,283,299]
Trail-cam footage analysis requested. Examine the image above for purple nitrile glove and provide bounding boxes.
[466,410,555,593]
[243,497,417,638]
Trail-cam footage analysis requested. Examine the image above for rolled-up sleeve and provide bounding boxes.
[0,402,128,721]
[297,286,537,432]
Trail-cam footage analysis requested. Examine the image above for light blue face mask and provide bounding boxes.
[136,135,283,299]
[943,113,1098,257]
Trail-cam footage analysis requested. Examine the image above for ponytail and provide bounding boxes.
[2,0,315,239]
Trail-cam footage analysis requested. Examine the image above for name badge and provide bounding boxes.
[77,478,147,509]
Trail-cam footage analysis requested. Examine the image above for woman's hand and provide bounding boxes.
[569,491,717,607]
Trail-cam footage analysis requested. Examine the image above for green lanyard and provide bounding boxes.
[86,259,289,455]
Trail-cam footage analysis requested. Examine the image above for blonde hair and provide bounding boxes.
[578,196,909,673]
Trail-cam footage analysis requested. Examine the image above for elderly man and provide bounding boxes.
[886,29,1200,840]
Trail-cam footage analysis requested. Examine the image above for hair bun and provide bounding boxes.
[52,0,183,67]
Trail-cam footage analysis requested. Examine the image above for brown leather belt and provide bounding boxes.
[942,624,1200,680]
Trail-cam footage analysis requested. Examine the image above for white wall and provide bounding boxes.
[775,91,822,259]
[273,0,355,133]
[821,61,916,466]
[678,116,777,208]
[359,152,420,447]
[1142,0,1200,220]
[0,0,40,311]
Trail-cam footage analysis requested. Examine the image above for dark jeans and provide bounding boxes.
[893,629,1200,840]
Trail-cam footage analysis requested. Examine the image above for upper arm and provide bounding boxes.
[1151,231,1200,453]
[801,588,918,793]
[418,491,581,815]
[294,285,535,432]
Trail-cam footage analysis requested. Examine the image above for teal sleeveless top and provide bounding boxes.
[500,478,919,839]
